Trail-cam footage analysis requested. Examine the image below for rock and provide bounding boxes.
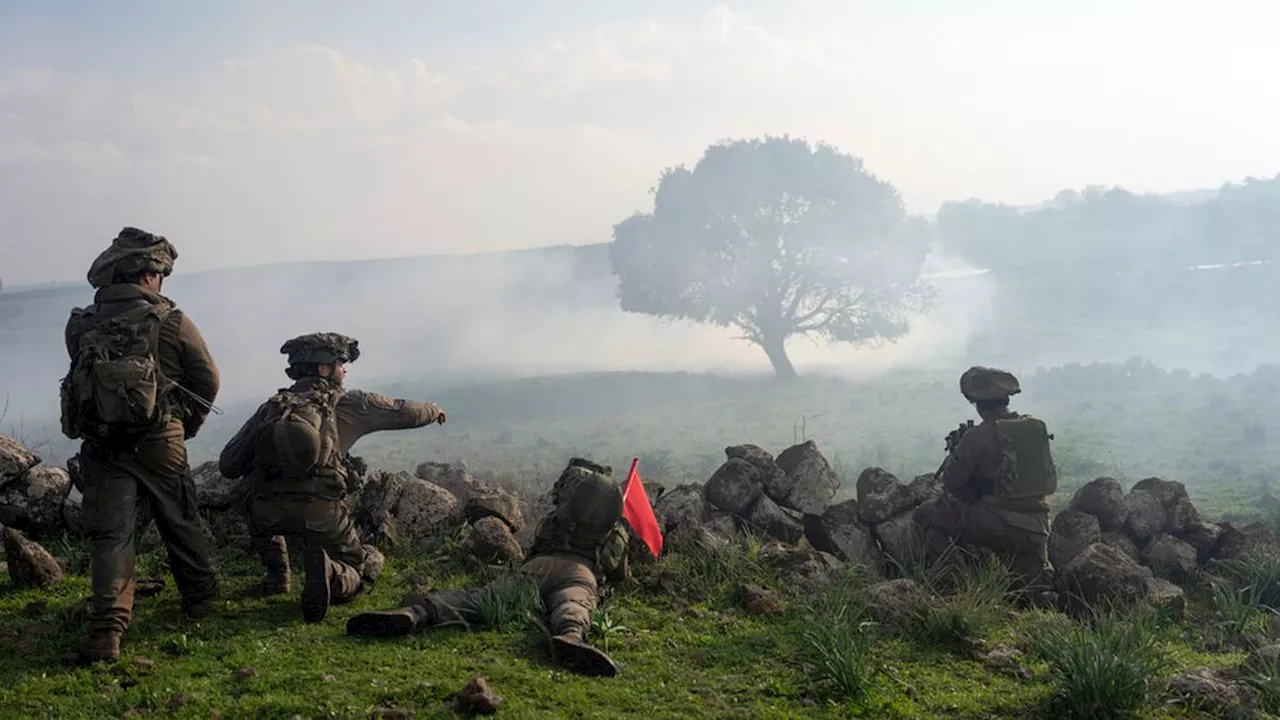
[655,484,707,535]
[470,517,525,565]
[1143,533,1199,583]
[723,445,793,504]
[746,494,804,544]
[1057,542,1153,611]
[1049,510,1101,570]
[1167,496,1203,535]
[0,436,39,485]
[1244,643,1280,671]
[1167,668,1259,720]
[393,478,462,539]
[704,458,764,516]
[759,543,836,593]
[515,491,554,549]
[804,499,883,578]
[866,579,926,629]
[191,461,238,510]
[734,583,783,615]
[465,491,525,534]
[1147,577,1186,622]
[355,470,411,543]
[1100,531,1140,562]
[906,473,942,504]
[0,466,72,534]
[63,485,85,535]
[774,441,840,515]
[1067,477,1128,531]
[854,471,914,524]
[1212,521,1278,561]
[856,467,899,503]
[873,510,924,571]
[704,510,739,541]
[3,527,64,587]
[1131,477,1189,509]
[1181,520,1224,562]
[453,675,502,715]
[416,462,486,505]
[1125,488,1166,541]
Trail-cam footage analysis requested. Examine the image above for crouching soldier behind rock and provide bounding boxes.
[914,366,1057,597]
[346,457,630,678]
[218,333,445,622]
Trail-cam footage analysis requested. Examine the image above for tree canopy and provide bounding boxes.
[608,136,933,379]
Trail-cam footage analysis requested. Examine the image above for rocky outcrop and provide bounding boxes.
[0,436,39,485]
[191,461,239,510]
[1067,477,1128,532]
[3,527,63,587]
[773,441,840,516]
[470,517,525,565]
[0,466,71,534]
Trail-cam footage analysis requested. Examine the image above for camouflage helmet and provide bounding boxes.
[960,366,1020,401]
[280,332,361,366]
[87,227,179,289]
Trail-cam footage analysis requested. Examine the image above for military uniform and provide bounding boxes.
[914,366,1056,591]
[219,333,443,622]
[65,228,221,662]
[346,458,628,678]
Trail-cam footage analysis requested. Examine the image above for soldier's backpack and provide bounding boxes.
[60,301,175,443]
[534,459,625,562]
[252,386,344,478]
[992,415,1058,501]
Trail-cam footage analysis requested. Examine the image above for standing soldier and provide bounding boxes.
[915,366,1058,593]
[346,457,629,678]
[61,227,222,663]
[219,333,445,623]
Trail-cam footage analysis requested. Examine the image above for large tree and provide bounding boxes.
[608,136,933,379]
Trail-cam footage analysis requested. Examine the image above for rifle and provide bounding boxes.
[169,382,223,415]
[944,420,974,456]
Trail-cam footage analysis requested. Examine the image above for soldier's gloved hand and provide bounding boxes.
[436,411,446,425]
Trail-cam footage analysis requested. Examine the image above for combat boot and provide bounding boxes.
[551,634,618,678]
[301,546,333,623]
[346,604,435,637]
[75,630,121,664]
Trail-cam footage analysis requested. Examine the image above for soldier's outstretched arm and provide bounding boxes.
[336,390,445,440]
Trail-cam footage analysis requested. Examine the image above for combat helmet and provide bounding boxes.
[281,333,361,367]
[87,227,179,289]
[959,366,1021,402]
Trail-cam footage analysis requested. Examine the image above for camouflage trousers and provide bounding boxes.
[913,494,1052,591]
[233,483,377,604]
[79,437,219,635]
[421,554,598,641]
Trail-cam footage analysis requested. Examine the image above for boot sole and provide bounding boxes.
[346,612,416,637]
[551,637,618,677]
[302,547,331,623]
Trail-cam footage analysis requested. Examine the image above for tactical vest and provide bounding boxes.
[983,415,1057,512]
[60,299,176,445]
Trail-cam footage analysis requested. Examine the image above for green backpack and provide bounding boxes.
[252,386,344,478]
[534,459,625,560]
[992,415,1058,501]
[60,301,175,443]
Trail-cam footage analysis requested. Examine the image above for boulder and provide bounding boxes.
[746,494,803,544]
[1212,521,1278,562]
[855,468,917,525]
[1057,542,1154,610]
[1147,577,1186,623]
[1181,520,1225,562]
[1131,477,1189,509]
[393,478,463,539]
[469,517,525,565]
[872,510,923,572]
[0,436,39,486]
[866,579,926,630]
[759,542,838,593]
[465,490,525,534]
[1100,531,1140,563]
[63,486,85,536]
[1166,668,1259,720]
[804,499,883,578]
[724,444,792,503]
[1049,510,1101,569]
[704,510,740,542]
[415,461,486,505]
[1143,533,1199,583]
[1125,488,1166,541]
[1067,477,1128,532]
[704,459,764,516]
[0,466,72,534]
[191,461,238,510]
[1167,496,1203,535]
[655,484,708,535]
[774,441,840,516]
[3,527,63,587]
[354,470,410,543]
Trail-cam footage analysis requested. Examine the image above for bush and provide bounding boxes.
[910,554,1014,650]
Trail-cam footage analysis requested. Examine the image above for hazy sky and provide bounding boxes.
[2,0,1277,285]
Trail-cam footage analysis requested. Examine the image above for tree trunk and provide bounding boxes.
[760,333,797,381]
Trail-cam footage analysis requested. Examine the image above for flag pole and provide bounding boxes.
[623,457,639,501]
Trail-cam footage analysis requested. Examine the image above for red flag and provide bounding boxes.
[622,458,663,558]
